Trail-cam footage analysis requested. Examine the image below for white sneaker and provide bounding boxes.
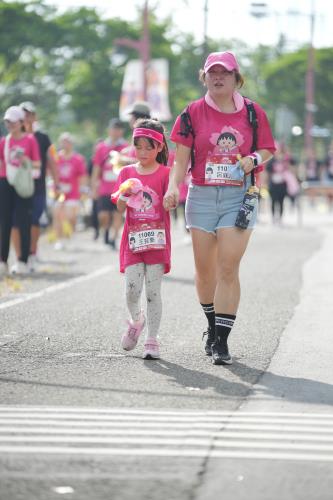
[10,261,30,275]
[27,254,38,272]
[54,240,64,251]
[0,262,9,277]
[143,337,160,360]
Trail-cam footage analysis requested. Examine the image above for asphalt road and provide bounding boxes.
[0,214,332,500]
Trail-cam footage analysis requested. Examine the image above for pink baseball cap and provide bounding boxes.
[204,51,240,73]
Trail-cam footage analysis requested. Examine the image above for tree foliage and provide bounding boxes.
[0,0,332,151]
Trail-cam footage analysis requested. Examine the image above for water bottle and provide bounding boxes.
[235,186,259,229]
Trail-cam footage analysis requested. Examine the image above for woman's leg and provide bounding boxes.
[191,228,218,351]
[212,227,253,364]
[144,264,164,339]
[125,263,145,322]
[0,179,14,263]
[15,193,33,263]
[190,228,217,303]
[215,227,252,313]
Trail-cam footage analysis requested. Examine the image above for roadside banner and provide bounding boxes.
[119,58,172,121]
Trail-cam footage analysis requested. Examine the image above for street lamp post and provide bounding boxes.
[114,0,151,100]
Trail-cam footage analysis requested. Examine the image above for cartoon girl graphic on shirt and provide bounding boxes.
[131,186,159,219]
[210,126,244,154]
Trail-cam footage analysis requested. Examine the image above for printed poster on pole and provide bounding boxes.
[119,58,172,122]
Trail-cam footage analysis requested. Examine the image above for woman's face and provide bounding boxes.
[205,65,236,98]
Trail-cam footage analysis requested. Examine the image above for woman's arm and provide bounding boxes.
[163,144,191,210]
[240,149,273,175]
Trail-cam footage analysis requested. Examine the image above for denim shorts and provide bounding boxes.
[185,178,257,233]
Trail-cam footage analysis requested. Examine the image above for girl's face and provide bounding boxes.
[142,195,152,209]
[4,119,22,134]
[205,65,236,98]
[218,136,236,150]
[135,137,162,167]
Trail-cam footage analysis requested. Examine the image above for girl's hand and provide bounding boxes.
[163,186,179,211]
[238,155,255,175]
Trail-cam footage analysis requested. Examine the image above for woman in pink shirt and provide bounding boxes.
[164,52,276,365]
[52,133,87,249]
[112,119,170,360]
[0,106,41,275]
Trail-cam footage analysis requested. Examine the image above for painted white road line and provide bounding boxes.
[0,407,332,418]
[0,446,332,462]
[0,428,332,442]
[0,404,333,421]
[0,421,331,434]
[0,265,114,311]
[0,414,332,427]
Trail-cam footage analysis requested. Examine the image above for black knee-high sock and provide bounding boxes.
[201,303,215,331]
[215,313,236,345]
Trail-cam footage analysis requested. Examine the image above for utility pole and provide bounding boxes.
[114,0,151,100]
[203,0,209,57]
[304,0,316,178]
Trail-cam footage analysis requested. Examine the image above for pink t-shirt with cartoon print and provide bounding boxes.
[93,140,129,196]
[57,152,87,200]
[170,96,275,186]
[0,134,40,178]
[112,164,171,274]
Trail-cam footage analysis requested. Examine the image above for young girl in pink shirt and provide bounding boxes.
[112,119,170,360]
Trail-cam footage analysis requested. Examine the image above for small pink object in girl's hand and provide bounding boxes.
[111,178,143,200]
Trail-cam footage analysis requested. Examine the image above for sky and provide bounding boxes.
[38,0,332,50]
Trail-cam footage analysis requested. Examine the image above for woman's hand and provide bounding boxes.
[238,155,255,175]
[163,185,179,211]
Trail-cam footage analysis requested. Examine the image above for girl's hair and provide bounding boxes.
[217,132,237,143]
[199,68,244,88]
[142,191,153,203]
[133,118,169,165]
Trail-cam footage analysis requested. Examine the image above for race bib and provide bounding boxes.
[103,169,117,182]
[205,153,244,186]
[128,222,166,253]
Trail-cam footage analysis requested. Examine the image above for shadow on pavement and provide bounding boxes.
[144,358,333,407]
[1,358,332,406]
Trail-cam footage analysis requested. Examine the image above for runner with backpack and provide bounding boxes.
[163,51,275,365]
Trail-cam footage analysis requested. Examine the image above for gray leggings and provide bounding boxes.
[125,263,164,339]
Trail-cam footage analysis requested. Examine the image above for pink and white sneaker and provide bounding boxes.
[121,312,146,351]
[143,337,160,360]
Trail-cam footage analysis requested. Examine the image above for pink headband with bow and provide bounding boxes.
[133,127,164,144]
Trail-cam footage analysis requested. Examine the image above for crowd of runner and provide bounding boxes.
[0,51,330,363]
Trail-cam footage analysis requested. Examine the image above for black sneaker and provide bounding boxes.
[211,337,233,365]
[202,326,215,356]
[109,239,117,250]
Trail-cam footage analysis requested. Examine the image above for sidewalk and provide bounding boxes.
[242,196,333,413]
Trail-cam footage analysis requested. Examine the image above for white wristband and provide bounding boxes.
[119,194,130,202]
[253,151,263,165]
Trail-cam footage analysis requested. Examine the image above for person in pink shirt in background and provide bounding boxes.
[164,51,275,366]
[91,119,129,249]
[117,101,152,166]
[112,118,170,360]
[52,132,87,250]
[0,106,41,275]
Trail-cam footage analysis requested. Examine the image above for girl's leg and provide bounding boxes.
[125,263,145,322]
[144,264,164,339]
